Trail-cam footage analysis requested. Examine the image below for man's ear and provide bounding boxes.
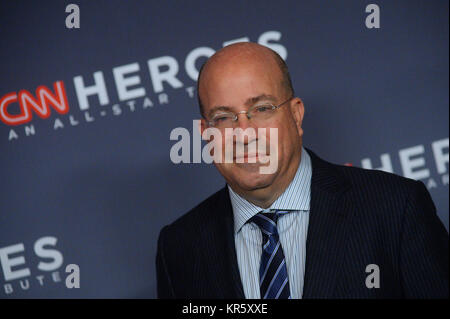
[290,97,305,137]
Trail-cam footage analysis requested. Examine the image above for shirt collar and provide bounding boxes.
[228,147,312,234]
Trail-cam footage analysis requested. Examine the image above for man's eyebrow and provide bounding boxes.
[244,94,277,106]
[207,94,277,118]
[207,106,232,118]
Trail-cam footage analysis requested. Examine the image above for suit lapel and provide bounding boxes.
[302,149,354,298]
[198,187,245,298]
[196,149,354,299]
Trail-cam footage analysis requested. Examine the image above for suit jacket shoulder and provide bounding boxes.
[157,148,449,298]
[156,186,241,298]
[303,149,448,298]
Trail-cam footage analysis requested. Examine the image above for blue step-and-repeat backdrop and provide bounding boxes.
[0,0,448,298]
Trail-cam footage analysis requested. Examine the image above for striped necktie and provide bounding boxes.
[249,210,291,299]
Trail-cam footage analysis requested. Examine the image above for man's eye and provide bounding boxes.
[255,105,272,112]
[213,114,231,122]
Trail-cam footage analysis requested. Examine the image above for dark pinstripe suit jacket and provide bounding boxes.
[156,148,449,298]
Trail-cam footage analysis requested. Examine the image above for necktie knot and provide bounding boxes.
[249,210,289,237]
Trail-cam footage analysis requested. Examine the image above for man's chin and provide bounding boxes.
[229,170,275,192]
[215,162,277,189]
[234,161,264,172]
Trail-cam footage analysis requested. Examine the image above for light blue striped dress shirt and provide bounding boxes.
[228,147,312,299]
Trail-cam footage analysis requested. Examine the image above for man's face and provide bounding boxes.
[200,50,304,196]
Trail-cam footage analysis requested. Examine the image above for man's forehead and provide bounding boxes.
[199,50,282,97]
[198,42,285,115]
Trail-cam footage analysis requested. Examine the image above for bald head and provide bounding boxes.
[197,42,294,117]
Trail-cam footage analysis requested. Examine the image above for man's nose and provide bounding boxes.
[233,112,257,144]
[234,112,253,130]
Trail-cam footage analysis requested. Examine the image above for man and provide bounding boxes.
[156,42,448,298]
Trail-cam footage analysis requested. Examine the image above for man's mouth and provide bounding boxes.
[234,152,270,163]
[234,152,257,159]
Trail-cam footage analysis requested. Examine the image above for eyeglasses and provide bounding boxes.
[206,96,293,128]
